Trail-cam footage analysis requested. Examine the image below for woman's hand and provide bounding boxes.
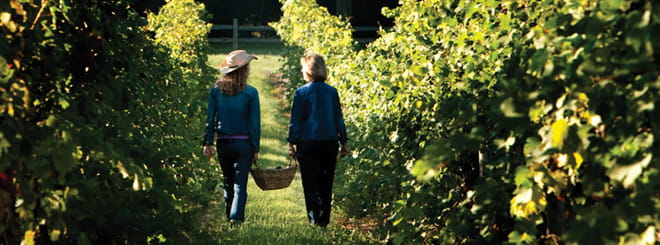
[253,152,259,163]
[340,143,349,157]
[203,145,214,157]
[288,143,296,158]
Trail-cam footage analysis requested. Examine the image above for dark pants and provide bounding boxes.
[296,140,338,227]
[216,139,253,222]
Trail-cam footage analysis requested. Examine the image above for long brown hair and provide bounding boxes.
[216,64,250,95]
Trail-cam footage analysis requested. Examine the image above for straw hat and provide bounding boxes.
[220,50,258,74]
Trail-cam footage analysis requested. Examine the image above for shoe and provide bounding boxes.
[229,219,243,228]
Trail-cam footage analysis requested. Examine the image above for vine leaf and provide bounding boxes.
[607,153,652,188]
[551,119,568,149]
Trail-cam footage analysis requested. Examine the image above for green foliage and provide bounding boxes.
[273,0,660,244]
[270,0,356,103]
[148,0,212,68]
[0,0,219,243]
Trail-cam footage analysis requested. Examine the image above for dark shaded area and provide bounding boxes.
[131,0,166,16]
[201,0,283,25]
[201,0,398,39]
[319,0,398,39]
[317,0,397,26]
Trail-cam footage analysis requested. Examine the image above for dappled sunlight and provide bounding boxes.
[261,138,289,150]
[255,152,288,166]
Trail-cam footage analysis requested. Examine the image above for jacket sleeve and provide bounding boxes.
[249,89,261,152]
[334,90,348,144]
[287,90,303,144]
[203,87,217,145]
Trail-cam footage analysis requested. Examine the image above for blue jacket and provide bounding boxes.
[288,81,347,144]
[204,85,260,152]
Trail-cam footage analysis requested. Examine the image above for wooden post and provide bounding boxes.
[232,18,238,49]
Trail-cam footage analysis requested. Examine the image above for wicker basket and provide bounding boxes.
[250,158,297,191]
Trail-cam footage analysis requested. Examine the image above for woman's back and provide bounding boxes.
[289,81,344,143]
[210,85,259,136]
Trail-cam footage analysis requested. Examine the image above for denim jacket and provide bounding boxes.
[287,81,347,144]
[204,85,260,152]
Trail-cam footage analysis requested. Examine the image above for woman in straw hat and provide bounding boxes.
[203,50,260,224]
[288,53,348,227]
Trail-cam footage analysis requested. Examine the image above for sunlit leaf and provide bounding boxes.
[529,100,551,123]
[59,98,70,109]
[508,231,535,243]
[510,186,546,218]
[132,174,140,191]
[116,162,130,178]
[22,230,35,245]
[551,119,569,149]
[495,135,516,151]
[0,12,10,24]
[573,152,583,170]
[641,226,656,245]
[588,114,602,127]
[501,98,523,117]
[607,154,652,188]
[50,229,61,241]
[514,166,532,187]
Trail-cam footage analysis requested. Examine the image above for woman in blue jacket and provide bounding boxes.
[203,50,260,224]
[288,53,348,227]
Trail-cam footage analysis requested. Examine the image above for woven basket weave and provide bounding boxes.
[250,158,297,191]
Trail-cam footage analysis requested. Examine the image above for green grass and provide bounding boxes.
[204,43,376,244]
[208,42,286,57]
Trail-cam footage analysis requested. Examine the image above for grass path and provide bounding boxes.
[204,43,374,245]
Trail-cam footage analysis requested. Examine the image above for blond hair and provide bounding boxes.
[216,64,250,95]
[300,54,327,82]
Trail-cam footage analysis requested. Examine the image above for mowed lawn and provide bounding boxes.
[203,42,373,245]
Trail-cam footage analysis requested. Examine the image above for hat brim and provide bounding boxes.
[220,56,257,74]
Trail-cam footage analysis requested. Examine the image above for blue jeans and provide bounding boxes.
[216,139,253,222]
[296,140,338,227]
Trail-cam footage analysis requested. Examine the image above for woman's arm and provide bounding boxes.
[249,88,261,153]
[287,89,303,144]
[203,87,217,157]
[203,87,217,146]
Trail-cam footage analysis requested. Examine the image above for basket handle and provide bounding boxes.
[288,144,299,167]
[288,154,299,167]
[252,153,298,169]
